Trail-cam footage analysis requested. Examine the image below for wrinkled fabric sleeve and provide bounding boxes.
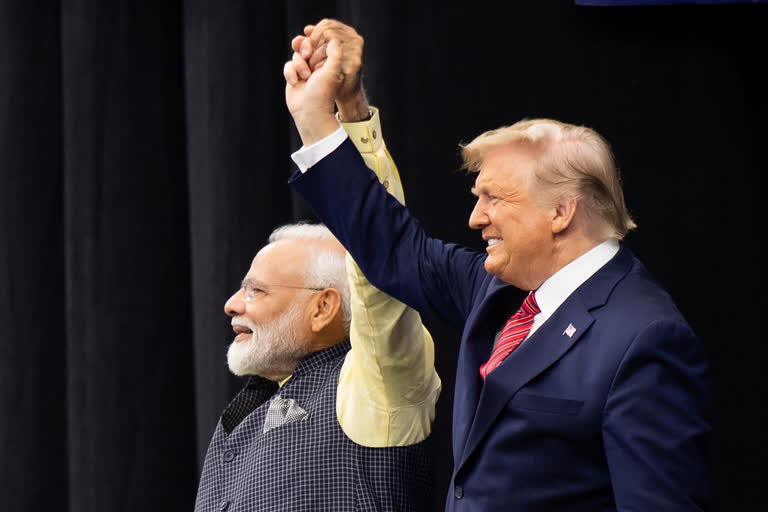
[334,107,441,446]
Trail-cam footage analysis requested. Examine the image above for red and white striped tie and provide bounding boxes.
[479,292,540,380]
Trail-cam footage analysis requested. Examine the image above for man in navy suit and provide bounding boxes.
[283,21,711,511]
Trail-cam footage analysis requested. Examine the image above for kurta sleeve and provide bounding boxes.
[335,107,441,447]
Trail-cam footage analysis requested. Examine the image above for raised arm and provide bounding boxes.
[290,20,441,446]
[337,109,441,446]
[284,20,488,326]
[283,21,344,146]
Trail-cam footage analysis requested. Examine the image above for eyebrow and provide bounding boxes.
[241,277,267,288]
[471,183,496,197]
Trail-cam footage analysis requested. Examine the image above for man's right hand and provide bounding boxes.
[292,20,369,122]
[283,31,344,146]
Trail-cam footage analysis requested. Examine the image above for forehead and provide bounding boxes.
[247,239,309,284]
[473,143,538,191]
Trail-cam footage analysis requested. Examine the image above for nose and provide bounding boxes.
[468,198,488,230]
[224,289,245,317]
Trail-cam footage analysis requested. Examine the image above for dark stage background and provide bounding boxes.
[1,1,765,510]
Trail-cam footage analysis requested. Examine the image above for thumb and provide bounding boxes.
[321,38,343,82]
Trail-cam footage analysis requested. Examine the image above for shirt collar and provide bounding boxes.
[534,239,620,319]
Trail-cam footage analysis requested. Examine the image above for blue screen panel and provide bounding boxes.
[576,0,767,5]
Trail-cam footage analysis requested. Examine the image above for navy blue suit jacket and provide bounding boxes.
[290,138,711,511]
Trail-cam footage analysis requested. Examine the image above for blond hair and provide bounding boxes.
[461,119,636,239]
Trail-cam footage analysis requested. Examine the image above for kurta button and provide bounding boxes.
[382,179,390,189]
[223,450,236,462]
[219,500,230,510]
[361,136,369,144]
[372,129,377,139]
[454,485,464,499]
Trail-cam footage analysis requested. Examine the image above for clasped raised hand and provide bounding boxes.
[283,19,369,145]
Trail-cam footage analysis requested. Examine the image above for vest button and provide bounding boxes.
[223,450,236,462]
[454,485,464,499]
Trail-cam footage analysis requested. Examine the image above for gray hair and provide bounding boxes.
[268,223,351,334]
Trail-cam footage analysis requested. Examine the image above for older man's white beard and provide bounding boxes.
[227,301,311,380]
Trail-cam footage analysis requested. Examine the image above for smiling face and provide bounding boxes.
[468,143,558,291]
[223,240,317,379]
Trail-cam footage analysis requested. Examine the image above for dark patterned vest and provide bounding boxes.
[194,341,433,511]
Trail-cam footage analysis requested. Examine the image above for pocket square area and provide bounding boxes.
[263,395,309,433]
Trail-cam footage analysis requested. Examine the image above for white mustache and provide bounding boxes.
[231,316,256,330]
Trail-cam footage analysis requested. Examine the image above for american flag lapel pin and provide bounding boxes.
[563,323,577,338]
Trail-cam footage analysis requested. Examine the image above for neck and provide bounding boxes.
[538,234,604,289]
[308,327,346,353]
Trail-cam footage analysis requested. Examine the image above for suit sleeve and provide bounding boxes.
[602,319,712,510]
[289,136,486,329]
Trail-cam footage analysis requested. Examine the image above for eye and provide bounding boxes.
[245,287,264,302]
[241,281,265,302]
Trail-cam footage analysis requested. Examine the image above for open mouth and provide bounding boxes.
[232,324,253,342]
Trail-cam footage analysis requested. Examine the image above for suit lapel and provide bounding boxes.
[454,244,635,471]
[457,293,594,470]
[452,277,525,459]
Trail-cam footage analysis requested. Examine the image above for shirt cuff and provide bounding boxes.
[291,125,347,173]
[338,106,383,154]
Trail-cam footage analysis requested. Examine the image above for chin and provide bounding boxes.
[484,260,522,288]
[226,342,252,376]
[483,258,502,278]
[226,337,266,376]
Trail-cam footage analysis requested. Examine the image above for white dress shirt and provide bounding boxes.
[292,125,348,173]
[527,239,619,339]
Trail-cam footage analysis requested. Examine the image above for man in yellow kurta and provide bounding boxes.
[194,20,440,512]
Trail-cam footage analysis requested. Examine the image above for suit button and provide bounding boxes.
[454,485,464,499]
[223,450,236,462]
[219,500,230,510]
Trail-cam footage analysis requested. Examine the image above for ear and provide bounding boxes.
[551,197,579,234]
[309,288,342,333]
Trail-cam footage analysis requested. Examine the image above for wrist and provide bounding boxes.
[294,111,341,147]
[336,91,370,122]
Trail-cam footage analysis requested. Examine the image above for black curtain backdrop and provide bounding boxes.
[1,1,765,510]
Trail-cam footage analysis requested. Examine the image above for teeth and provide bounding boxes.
[487,238,502,247]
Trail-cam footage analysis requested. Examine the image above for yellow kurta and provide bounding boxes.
[335,107,442,447]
